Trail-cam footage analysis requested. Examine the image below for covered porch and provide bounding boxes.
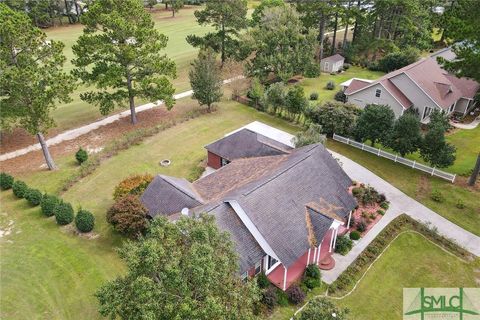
[266,228,338,290]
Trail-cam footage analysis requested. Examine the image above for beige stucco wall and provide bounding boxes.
[346,83,405,118]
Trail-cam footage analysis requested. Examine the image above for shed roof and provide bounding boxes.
[321,54,345,63]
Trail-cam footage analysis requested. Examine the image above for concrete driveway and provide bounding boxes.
[322,150,480,284]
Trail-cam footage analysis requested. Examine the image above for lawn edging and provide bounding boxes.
[291,214,472,319]
[328,214,471,297]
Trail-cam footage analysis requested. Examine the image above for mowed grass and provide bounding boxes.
[300,66,384,102]
[446,125,480,176]
[1,100,299,319]
[336,232,480,320]
[327,139,480,236]
[0,192,125,320]
[45,6,212,131]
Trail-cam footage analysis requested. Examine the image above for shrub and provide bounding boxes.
[456,199,465,209]
[24,188,43,206]
[113,174,154,200]
[348,214,356,227]
[12,180,28,198]
[377,48,419,73]
[430,190,444,202]
[75,147,89,164]
[107,194,149,237]
[54,202,75,225]
[0,172,14,190]
[262,286,277,310]
[309,92,319,100]
[351,187,363,197]
[276,289,289,307]
[257,272,270,289]
[304,63,321,78]
[380,201,389,210]
[335,236,353,255]
[305,264,321,280]
[325,81,335,90]
[334,90,346,102]
[377,209,385,216]
[369,213,376,219]
[356,219,367,232]
[304,277,321,290]
[75,209,95,232]
[343,63,351,70]
[377,193,387,203]
[350,230,361,240]
[286,284,306,305]
[295,297,349,320]
[41,194,60,217]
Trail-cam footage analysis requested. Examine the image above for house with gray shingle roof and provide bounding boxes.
[141,123,356,290]
[343,51,479,122]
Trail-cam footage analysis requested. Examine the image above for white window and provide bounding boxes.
[241,271,248,282]
[254,260,262,275]
[423,106,433,120]
[448,103,455,113]
[221,158,230,167]
[375,89,381,98]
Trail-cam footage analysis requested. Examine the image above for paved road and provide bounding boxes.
[322,150,480,284]
[0,77,242,162]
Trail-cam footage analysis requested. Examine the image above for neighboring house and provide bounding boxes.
[320,54,345,73]
[343,53,479,123]
[205,121,294,169]
[141,123,357,290]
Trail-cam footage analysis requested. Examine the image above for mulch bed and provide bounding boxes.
[0,104,197,175]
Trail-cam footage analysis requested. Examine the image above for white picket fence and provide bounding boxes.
[332,133,456,183]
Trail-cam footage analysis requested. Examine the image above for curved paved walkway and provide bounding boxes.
[322,150,480,284]
[450,117,480,129]
[0,76,243,162]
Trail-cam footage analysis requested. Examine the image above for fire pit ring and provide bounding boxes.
[160,159,171,167]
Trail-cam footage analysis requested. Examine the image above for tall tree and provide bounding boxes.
[387,113,422,157]
[245,5,318,83]
[189,49,223,112]
[250,0,285,26]
[293,123,326,147]
[187,0,248,66]
[72,0,176,125]
[294,0,334,62]
[354,104,395,146]
[305,101,359,138]
[420,124,456,168]
[438,0,480,82]
[169,0,184,17]
[96,215,260,320]
[0,4,75,170]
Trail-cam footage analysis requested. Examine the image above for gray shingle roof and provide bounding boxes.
[205,128,292,161]
[193,144,356,269]
[141,175,202,217]
[142,143,356,271]
[208,203,265,274]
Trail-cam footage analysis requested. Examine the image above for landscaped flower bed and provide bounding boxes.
[348,183,389,237]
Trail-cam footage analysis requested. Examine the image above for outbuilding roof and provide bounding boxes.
[321,53,345,63]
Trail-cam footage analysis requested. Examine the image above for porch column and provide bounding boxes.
[313,247,318,263]
[283,267,288,291]
[347,210,352,229]
[328,228,335,252]
[316,245,321,264]
[332,228,338,250]
[307,248,311,265]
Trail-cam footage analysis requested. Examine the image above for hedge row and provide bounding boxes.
[2,172,95,233]
[328,214,471,295]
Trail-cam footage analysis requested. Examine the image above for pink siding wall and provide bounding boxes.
[207,151,222,169]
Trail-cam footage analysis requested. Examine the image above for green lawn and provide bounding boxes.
[0,191,125,320]
[327,139,480,236]
[446,126,480,176]
[45,6,212,131]
[300,66,384,102]
[1,100,300,320]
[336,232,480,320]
